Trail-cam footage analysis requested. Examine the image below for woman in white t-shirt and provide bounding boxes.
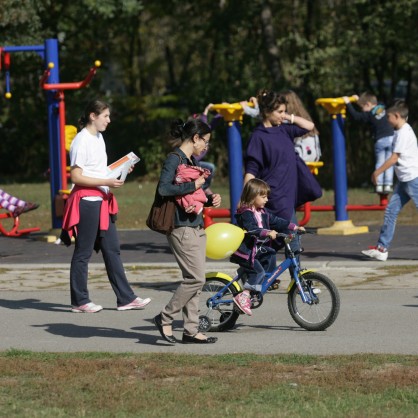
[62,100,151,313]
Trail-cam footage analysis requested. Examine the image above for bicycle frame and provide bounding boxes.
[206,233,319,310]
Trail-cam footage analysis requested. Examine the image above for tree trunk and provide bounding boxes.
[260,0,282,87]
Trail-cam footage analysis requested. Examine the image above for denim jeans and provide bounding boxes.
[243,247,277,292]
[375,136,394,186]
[378,177,418,249]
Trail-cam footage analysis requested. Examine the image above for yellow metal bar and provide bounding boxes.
[315,96,356,116]
[211,102,254,124]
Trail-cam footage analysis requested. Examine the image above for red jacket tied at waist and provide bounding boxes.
[62,186,119,237]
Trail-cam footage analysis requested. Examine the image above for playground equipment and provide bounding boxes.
[210,103,246,222]
[0,39,100,230]
[0,211,40,237]
[313,97,387,235]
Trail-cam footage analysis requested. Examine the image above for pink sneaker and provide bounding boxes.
[233,292,252,316]
[117,297,151,311]
[71,302,103,313]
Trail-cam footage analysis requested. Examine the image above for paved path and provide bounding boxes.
[1,285,417,355]
[1,225,417,264]
[0,226,417,354]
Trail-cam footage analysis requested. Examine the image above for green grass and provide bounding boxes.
[0,351,417,417]
[3,180,418,233]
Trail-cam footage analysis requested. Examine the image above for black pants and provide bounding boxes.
[70,200,136,307]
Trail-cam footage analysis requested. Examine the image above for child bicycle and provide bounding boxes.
[199,230,340,332]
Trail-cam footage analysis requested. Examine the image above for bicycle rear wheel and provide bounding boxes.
[198,278,240,332]
[288,272,340,331]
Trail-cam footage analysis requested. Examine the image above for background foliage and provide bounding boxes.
[1,0,417,188]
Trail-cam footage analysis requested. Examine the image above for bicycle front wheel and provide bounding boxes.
[288,272,340,331]
[198,278,240,332]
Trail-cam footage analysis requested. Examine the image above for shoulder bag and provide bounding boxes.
[146,152,181,235]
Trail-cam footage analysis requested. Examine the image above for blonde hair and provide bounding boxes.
[280,89,319,137]
[357,92,378,106]
[239,179,270,208]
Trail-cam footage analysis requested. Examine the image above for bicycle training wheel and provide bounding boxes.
[287,272,340,331]
[198,277,240,332]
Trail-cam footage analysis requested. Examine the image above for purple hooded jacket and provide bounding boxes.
[245,123,310,220]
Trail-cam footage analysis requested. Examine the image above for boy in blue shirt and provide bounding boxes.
[343,93,394,194]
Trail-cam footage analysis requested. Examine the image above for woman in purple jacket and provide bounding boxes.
[244,90,316,255]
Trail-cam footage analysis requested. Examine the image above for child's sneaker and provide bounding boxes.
[71,302,103,313]
[233,292,252,316]
[383,185,393,193]
[361,246,388,261]
[375,185,383,194]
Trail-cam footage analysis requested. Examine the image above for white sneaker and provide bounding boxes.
[117,297,151,311]
[361,248,388,261]
[383,185,393,193]
[71,302,103,313]
[375,185,383,194]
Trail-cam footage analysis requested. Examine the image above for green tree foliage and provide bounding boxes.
[0,0,417,187]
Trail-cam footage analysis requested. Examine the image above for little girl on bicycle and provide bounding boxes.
[230,178,305,316]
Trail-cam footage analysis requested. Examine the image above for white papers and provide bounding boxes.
[106,152,140,181]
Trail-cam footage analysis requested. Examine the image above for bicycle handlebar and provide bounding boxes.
[244,229,316,238]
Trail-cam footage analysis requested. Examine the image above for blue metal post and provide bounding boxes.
[226,121,243,223]
[44,38,62,229]
[331,114,349,221]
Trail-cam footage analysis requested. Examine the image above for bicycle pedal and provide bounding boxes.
[268,280,280,291]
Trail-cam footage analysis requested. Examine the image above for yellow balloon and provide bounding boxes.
[205,223,244,260]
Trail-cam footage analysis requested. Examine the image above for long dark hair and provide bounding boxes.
[78,99,110,129]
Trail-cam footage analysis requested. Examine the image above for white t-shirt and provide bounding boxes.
[70,127,109,195]
[392,123,418,182]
